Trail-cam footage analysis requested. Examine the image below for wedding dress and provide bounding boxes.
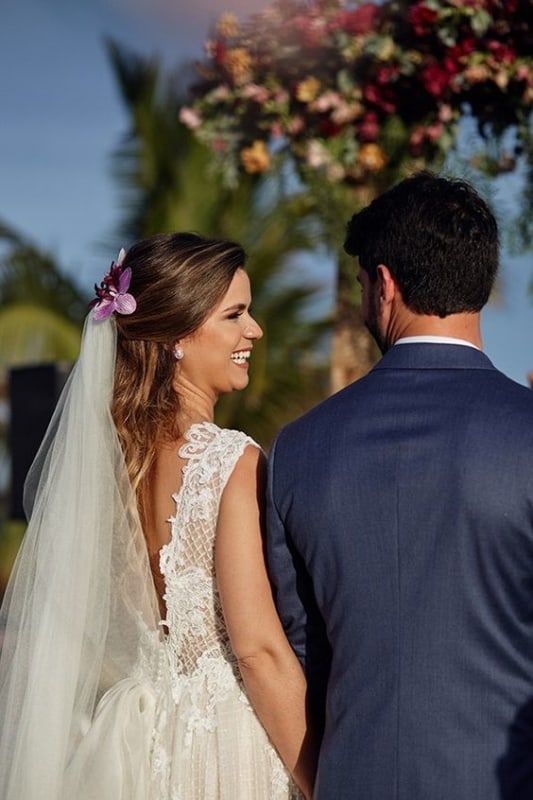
[0,317,301,799]
[64,422,301,799]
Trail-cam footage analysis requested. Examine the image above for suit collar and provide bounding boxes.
[372,342,496,371]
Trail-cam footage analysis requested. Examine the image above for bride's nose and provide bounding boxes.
[244,317,263,340]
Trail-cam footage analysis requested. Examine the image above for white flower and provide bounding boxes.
[306,140,331,168]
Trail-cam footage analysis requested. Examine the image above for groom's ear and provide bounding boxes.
[376,264,397,309]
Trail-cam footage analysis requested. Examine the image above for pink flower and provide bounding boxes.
[311,91,343,113]
[286,116,305,135]
[90,249,137,321]
[426,121,444,142]
[179,106,202,130]
[516,65,531,81]
[331,101,363,125]
[240,83,270,103]
[438,104,454,122]
[212,85,232,101]
[410,125,426,153]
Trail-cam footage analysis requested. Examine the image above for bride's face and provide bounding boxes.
[176,268,263,401]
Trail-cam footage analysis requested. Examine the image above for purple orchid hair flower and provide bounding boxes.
[90,248,137,321]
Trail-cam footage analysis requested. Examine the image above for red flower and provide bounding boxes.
[408,3,438,37]
[358,111,380,142]
[213,40,226,65]
[487,40,516,64]
[445,39,477,72]
[292,12,328,48]
[376,64,400,85]
[318,119,343,137]
[332,3,382,36]
[421,64,452,98]
[363,84,397,114]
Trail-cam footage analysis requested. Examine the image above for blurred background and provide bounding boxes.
[1,0,532,596]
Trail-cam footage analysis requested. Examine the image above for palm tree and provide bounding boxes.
[0,222,85,368]
[107,41,330,446]
[0,223,87,592]
[0,224,86,480]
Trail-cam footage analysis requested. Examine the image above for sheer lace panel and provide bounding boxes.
[159,422,257,695]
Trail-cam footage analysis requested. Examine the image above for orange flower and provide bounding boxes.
[357,143,387,172]
[494,70,509,90]
[224,48,252,84]
[216,12,240,38]
[296,77,321,103]
[464,64,491,84]
[240,140,271,174]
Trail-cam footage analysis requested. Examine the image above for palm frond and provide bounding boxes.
[0,221,87,324]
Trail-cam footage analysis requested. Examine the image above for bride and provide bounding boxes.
[0,233,315,799]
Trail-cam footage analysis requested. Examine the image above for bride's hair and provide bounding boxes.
[112,232,245,515]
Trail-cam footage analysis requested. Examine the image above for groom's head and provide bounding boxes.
[344,171,499,351]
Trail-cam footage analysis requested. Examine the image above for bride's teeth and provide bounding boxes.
[231,351,251,364]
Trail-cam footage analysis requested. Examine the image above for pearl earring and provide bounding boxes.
[173,346,184,361]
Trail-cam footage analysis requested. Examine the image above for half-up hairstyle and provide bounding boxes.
[111,232,245,515]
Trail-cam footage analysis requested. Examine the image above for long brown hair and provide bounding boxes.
[111,232,245,517]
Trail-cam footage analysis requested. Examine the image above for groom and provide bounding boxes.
[266,172,533,799]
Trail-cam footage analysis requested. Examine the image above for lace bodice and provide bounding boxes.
[158,422,257,702]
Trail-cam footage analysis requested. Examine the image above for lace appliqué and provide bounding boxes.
[159,423,256,726]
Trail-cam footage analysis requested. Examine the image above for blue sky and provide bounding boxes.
[1,0,532,385]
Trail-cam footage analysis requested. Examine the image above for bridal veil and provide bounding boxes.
[0,314,161,798]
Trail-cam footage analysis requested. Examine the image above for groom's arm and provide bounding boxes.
[266,434,331,738]
[266,435,309,665]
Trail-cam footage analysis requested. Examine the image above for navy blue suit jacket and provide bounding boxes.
[267,344,533,799]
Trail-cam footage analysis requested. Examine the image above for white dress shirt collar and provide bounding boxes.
[395,335,480,350]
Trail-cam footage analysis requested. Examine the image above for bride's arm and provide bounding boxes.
[215,444,317,799]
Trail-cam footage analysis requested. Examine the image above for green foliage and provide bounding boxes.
[0,223,87,326]
[0,222,86,370]
[0,519,26,601]
[0,305,81,369]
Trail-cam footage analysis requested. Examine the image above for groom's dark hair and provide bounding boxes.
[344,171,499,318]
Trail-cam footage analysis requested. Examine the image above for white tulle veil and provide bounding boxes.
[0,314,161,798]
